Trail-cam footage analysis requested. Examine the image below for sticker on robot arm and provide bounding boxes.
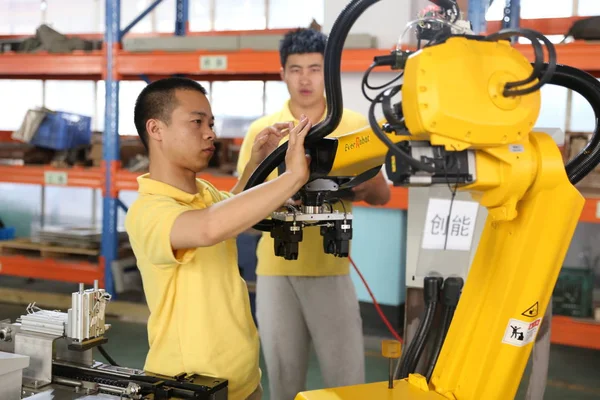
[501,318,542,347]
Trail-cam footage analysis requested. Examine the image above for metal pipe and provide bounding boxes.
[102,0,121,298]
[53,376,83,387]
[119,0,164,41]
[175,0,189,36]
[116,198,129,213]
[468,0,489,34]
[0,327,11,342]
[502,0,521,40]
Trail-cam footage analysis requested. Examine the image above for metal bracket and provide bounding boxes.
[15,331,60,389]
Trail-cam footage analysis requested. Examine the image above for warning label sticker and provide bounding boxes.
[502,318,542,347]
[521,302,539,318]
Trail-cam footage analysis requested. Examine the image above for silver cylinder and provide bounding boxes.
[302,205,323,214]
[0,327,11,342]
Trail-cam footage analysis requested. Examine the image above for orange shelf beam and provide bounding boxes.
[0,165,104,189]
[117,49,281,77]
[0,256,103,285]
[551,315,600,350]
[578,196,600,223]
[115,168,239,193]
[0,51,104,80]
[116,48,385,78]
[0,43,598,80]
[354,186,408,210]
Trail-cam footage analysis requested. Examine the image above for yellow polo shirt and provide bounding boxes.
[124,174,260,400]
[236,99,369,276]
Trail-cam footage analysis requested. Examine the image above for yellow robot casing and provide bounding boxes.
[296,36,585,400]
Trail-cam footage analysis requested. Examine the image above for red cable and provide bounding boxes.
[349,256,404,344]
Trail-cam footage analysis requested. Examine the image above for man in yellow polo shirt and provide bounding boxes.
[237,28,391,400]
[125,77,313,400]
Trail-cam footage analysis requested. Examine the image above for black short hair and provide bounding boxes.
[134,77,207,151]
[279,28,327,67]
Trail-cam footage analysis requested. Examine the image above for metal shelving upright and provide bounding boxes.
[101,0,190,297]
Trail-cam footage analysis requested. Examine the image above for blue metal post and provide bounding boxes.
[468,0,490,34]
[119,0,164,41]
[139,74,152,84]
[102,0,121,297]
[175,0,189,36]
[502,0,520,31]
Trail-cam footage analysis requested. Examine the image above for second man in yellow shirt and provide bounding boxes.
[237,28,391,400]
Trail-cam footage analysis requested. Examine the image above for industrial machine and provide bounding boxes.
[0,281,227,400]
[243,0,600,399]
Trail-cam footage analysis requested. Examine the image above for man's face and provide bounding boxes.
[155,89,216,172]
[281,53,325,109]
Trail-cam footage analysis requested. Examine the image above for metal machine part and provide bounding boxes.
[270,209,353,260]
[385,142,477,186]
[68,281,111,343]
[0,282,228,400]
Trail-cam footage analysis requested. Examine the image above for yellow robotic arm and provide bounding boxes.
[243,1,600,399]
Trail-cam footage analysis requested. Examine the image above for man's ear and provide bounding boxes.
[280,67,285,82]
[146,118,163,143]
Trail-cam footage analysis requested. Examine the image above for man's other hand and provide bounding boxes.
[284,115,312,187]
[351,171,391,206]
[250,122,291,166]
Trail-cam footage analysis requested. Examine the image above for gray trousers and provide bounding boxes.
[256,275,365,400]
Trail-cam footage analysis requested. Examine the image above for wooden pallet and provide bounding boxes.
[0,238,99,260]
[0,238,133,260]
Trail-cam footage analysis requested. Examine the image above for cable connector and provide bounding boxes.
[373,50,411,70]
[442,277,464,307]
[424,276,444,304]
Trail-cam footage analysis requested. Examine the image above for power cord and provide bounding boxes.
[349,256,403,344]
[98,344,119,366]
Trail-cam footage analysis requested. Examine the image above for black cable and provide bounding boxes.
[484,28,557,97]
[425,277,463,382]
[425,305,453,381]
[369,86,436,173]
[441,153,459,250]
[381,85,405,129]
[98,344,119,366]
[485,29,545,91]
[406,298,438,375]
[397,276,443,379]
[543,63,600,185]
[361,62,404,103]
[364,62,404,91]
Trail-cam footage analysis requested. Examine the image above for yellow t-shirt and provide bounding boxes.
[237,99,369,277]
[124,174,260,400]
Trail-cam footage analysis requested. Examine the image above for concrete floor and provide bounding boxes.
[1,300,599,400]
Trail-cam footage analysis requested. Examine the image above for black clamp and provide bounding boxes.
[321,219,353,258]
[271,220,303,260]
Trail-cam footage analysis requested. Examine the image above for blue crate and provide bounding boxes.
[0,227,15,241]
[31,111,92,150]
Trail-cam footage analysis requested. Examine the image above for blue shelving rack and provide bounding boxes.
[101,0,189,297]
